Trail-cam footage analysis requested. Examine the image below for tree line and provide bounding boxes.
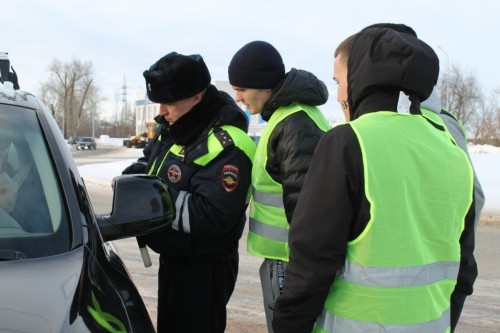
[438,65,499,146]
[39,59,134,140]
[39,58,499,146]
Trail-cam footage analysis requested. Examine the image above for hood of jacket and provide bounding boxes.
[261,68,328,121]
[154,84,249,145]
[347,28,439,120]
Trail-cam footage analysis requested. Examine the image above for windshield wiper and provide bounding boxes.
[0,249,27,261]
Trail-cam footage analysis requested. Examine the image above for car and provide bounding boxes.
[0,55,175,332]
[76,137,97,150]
[67,136,81,145]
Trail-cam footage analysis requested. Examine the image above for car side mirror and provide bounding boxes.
[96,175,175,242]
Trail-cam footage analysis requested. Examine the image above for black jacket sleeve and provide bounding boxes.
[269,111,327,223]
[439,112,479,331]
[273,125,366,333]
[450,195,478,332]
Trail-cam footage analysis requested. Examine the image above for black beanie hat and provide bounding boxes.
[228,41,285,89]
[143,52,211,103]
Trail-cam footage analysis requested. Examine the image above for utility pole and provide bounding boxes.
[437,46,450,110]
[139,85,149,135]
[122,76,128,136]
[91,100,95,139]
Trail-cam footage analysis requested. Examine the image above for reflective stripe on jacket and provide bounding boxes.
[314,112,474,332]
[248,102,330,261]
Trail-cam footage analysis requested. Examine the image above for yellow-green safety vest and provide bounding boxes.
[313,112,473,333]
[247,102,330,261]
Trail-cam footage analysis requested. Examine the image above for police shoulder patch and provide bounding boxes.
[221,164,239,192]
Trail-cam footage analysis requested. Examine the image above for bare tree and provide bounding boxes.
[39,58,103,138]
[438,65,500,145]
[476,90,500,145]
[438,65,483,131]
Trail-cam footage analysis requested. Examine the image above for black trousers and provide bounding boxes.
[156,250,239,333]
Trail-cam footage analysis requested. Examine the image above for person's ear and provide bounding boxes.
[192,92,203,105]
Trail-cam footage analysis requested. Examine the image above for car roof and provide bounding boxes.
[0,82,45,110]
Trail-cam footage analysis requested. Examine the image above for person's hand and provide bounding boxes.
[0,172,18,213]
[122,162,147,175]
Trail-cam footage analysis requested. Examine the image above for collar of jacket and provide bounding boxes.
[159,84,224,146]
[351,88,401,120]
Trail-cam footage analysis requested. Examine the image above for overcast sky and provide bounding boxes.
[4,0,499,121]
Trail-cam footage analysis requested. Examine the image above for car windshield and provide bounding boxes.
[0,105,70,259]
[81,138,92,142]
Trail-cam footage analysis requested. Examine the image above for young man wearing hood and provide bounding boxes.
[273,28,476,333]
[122,52,256,333]
[228,41,330,332]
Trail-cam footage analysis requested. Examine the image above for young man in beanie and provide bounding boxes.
[228,40,330,332]
[122,52,256,333]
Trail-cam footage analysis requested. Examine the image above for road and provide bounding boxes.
[76,146,500,333]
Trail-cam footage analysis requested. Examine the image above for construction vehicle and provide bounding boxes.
[123,121,157,148]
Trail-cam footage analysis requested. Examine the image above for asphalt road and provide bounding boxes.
[76,146,500,332]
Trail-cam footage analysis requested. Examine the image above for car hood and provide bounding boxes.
[0,247,88,332]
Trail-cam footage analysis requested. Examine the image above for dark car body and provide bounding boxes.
[0,79,174,332]
[76,137,97,150]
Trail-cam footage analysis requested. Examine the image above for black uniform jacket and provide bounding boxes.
[138,85,254,261]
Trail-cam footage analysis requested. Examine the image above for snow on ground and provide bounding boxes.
[78,137,500,216]
[76,136,143,187]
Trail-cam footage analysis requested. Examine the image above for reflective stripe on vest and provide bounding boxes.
[337,260,460,287]
[248,102,330,261]
[315,309,451,333]
[149,125,256,234]
[314,112,473,332]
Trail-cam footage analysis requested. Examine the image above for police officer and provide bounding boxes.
[123,52,256,333]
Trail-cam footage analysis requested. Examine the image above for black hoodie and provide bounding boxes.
[273,29,477,332]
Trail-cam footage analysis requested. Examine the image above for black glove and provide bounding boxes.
[122,162,147,175]
[137,226,171,254]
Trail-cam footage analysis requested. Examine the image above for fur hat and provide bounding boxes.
[143,52,211,103]
[228,41,285,89]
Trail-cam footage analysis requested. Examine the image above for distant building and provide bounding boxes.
[133,93,158,136]
[133,81,266,136]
